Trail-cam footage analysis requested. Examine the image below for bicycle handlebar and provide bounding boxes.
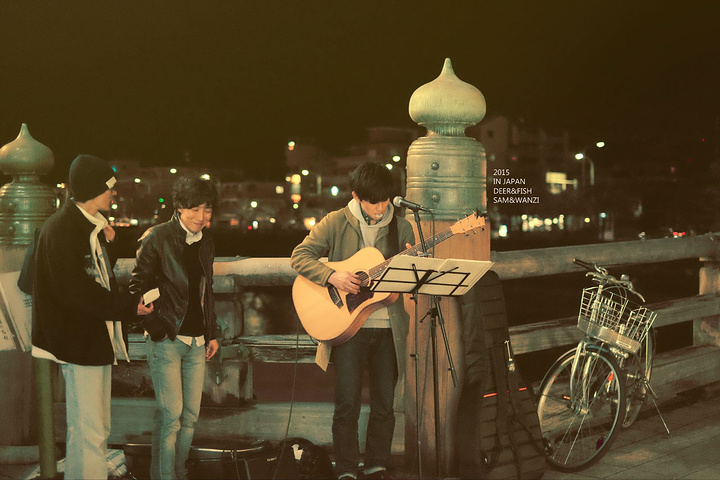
[572,258,646,302]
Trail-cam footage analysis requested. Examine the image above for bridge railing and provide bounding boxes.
[110,233,720,445]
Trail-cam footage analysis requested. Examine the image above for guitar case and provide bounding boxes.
[456,271,547,480]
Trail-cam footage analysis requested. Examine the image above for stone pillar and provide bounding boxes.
[0,123,57,449]
[403,59,489,478]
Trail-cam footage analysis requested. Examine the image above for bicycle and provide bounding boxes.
[535,258,670,472]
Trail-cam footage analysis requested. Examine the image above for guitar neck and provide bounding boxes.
[369,227,455,279]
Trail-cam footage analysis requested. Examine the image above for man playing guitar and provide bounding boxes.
[291,162,415,480]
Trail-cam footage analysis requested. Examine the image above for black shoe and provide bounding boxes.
[361,469,392,479]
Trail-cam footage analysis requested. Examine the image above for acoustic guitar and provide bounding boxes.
[292,212,486,345]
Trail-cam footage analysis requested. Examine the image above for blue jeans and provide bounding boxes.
[331,328,398,476]
[146,337,206,480]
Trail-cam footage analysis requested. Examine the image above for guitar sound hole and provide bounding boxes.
[356,271,370,288]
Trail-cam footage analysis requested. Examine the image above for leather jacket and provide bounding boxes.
[129,214,219,342]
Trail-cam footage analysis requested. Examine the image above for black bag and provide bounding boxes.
[17,228,39,295]
[457,271,547,479]
[124,438,333,480]
[187,441,299,480]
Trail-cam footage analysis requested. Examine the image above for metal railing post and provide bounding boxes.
[405,58,488,477]
[695,256,720,346]
[0,124,58,478]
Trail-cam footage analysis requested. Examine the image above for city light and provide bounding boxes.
[134,178,141,183]
[170,168,177,174]
[288,140,296,151]
[56,183,65,189]
[158,198,164,203]
[385,164,393,170]
[275,186,285,194]
[111,204,118,210]
[291,174,301,184]
[250,201,258,208]
[498,224,508,238]
[292,204,299,210]
[201,174,210,180]
[291,194,301,203]
[301,169,309,176]
[303,217,317,230]
[596,142,605,148]
[575,153,584,160]
[330,186,339,196]
[392,155,401,162]
[269,218,276,224]
[252,221,259,229]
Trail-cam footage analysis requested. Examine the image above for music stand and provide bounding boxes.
[371,256,493,479]
[371,256,493,297]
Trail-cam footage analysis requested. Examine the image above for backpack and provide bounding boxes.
[457,270,547,479]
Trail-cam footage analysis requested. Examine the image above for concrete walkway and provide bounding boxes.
[543,384,720,480]
[3,383,720,479]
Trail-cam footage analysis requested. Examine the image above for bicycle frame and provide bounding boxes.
[568,341,617,411]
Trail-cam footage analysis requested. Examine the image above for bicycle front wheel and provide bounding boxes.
[537,347,626,472]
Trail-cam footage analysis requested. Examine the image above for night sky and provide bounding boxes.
[1,2,719,181]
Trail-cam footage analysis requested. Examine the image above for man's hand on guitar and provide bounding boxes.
[329,271,361,294]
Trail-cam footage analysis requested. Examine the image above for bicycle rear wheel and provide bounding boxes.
[621,328,654,428]
[537,346,626,472]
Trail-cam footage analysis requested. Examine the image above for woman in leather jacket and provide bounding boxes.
[129,175,221,480]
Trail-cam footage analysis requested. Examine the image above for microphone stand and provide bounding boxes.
[410,208,459,480]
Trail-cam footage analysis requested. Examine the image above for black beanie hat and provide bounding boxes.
[68,155,116,202]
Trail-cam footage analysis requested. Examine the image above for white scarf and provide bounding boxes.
[347,198,394,248]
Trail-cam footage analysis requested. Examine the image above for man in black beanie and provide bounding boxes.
[31,154,141,479]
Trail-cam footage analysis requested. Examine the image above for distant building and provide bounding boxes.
[284,126,421,225]
[467,115,574,192]
[467,116,604,239]
[91,121,608,240]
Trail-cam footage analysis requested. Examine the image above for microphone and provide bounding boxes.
[393,196,431,212]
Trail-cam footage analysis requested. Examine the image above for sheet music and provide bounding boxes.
[426,258,494,296]
[0,305,16,352]
[371,255,494,296]
[0,271,33,352]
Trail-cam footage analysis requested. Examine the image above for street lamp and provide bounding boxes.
[574,152,595,188]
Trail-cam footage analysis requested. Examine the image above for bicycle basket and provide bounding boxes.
[577,286,657,354]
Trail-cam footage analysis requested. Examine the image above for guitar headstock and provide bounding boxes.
[450,211,486,235]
